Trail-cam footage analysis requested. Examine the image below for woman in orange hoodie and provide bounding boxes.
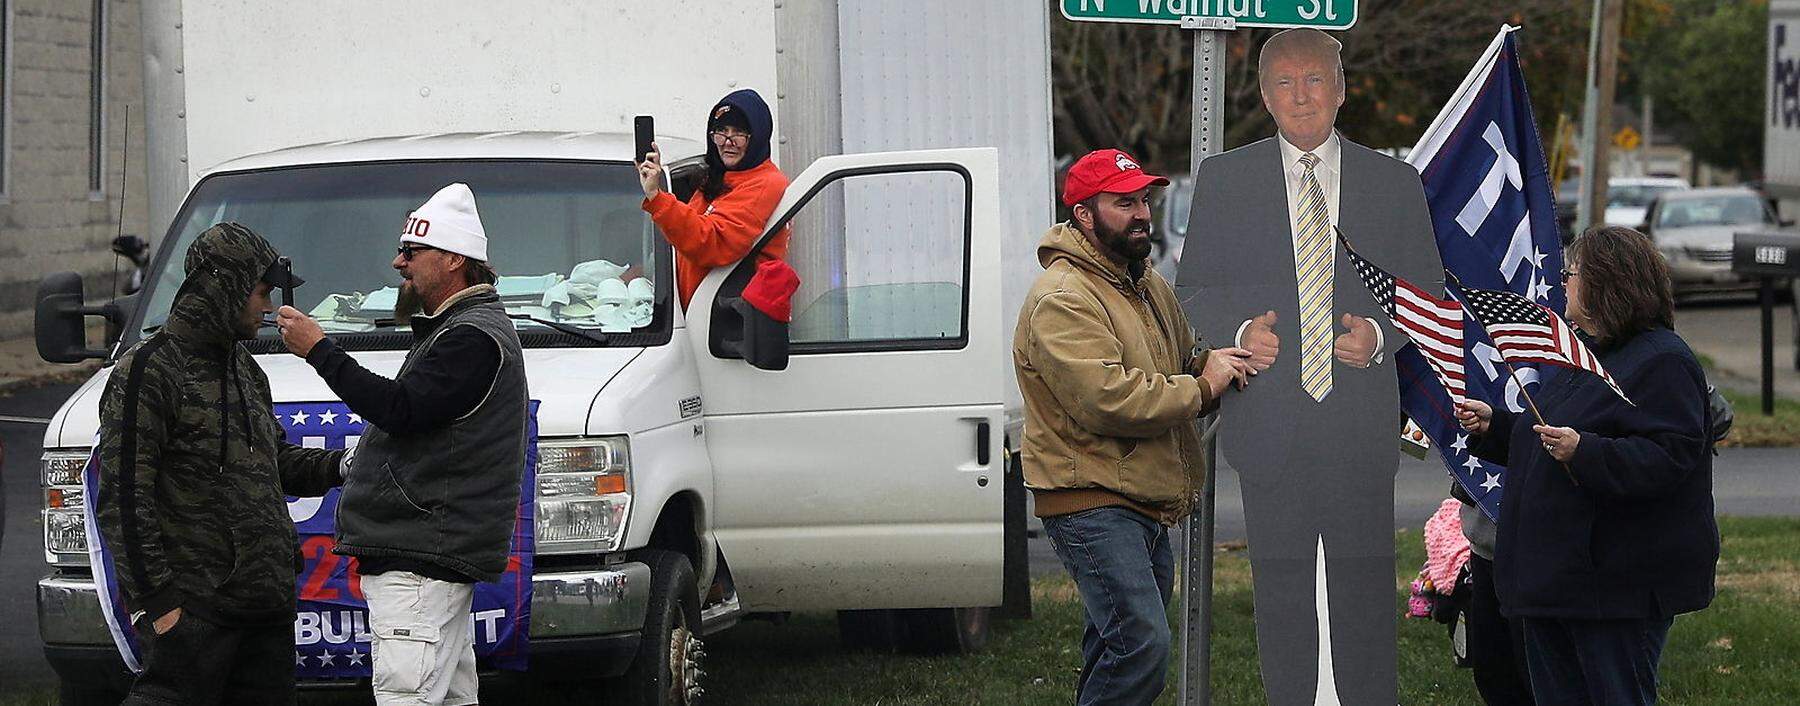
[638,89,791,310]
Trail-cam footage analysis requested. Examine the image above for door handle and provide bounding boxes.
[976,421,991,466]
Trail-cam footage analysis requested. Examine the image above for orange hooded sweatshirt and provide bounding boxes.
[642,159,792,309]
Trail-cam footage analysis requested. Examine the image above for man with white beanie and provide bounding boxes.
[275,183,528,706]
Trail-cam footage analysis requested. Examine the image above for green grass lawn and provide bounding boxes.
[1716,388,1800,447]
[703,516,1800,705]
[9,518,1795,705]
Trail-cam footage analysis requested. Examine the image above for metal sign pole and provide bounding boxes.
[1179,23,1228,706]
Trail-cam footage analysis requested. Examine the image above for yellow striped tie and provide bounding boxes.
[1295,152,1333,402]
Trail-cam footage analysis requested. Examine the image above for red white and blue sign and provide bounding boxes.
[86,401,539,677]
[1403,27,1563,521]
[283,401,538,677]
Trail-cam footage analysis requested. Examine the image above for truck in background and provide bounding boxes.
[1768,0,1800,366]
[33,2,1054,704]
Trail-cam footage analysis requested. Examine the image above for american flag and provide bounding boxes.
[1452,283,1631,404]
[1341,234,1468,404]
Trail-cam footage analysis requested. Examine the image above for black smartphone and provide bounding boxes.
[277,256,294,309]
[634,115,655,164]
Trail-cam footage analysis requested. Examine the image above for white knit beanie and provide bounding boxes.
[400,183,488,262]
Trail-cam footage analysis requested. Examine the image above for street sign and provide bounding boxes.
[1613,125,1641,151]
[1060,0,1358,30]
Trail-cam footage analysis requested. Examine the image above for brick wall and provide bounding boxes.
[0,0,148,340]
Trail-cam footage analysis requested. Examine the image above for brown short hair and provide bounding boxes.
[1257,28,1345,90]
[1567,225,1673,346]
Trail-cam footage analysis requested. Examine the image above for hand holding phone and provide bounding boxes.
[277,256,294,309]
[634,115,655,165]
[634,115,663,199]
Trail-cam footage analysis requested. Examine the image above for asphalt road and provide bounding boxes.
[6,335,1799,692]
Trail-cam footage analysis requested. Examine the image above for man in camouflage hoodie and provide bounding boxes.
[95,223,346,705]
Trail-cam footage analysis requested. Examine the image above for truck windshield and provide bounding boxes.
[135,160,669,349]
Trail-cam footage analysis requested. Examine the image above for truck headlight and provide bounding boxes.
[535,437,631,553]
[42,449,93,565]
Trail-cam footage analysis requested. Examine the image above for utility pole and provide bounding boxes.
[1643,94,1655,175]
[1179,26,1226,706]
[1576,0,1624,233]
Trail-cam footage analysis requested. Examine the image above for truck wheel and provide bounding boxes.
[836,609,903,653]
[838,607,991,655]
[616,549,704,705]
[896,606,991,654]
[59,680,126,706]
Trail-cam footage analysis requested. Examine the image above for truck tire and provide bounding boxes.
[836,609,904,653]
[614,549,704,705]
[896,606,991,654]
[59,680,126,706]
[836,607,991,655]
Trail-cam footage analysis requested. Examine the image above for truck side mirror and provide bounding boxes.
[36,271,130,363]
[708,252,794,371]
[711,296,789,371]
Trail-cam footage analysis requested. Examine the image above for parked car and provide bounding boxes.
[1151,175,1194,283]
[1552,176,1691,242]
[1641,187,1790,296]
[1604,176,1691,228]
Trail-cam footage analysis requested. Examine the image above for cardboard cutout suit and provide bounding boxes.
[1174,62,1443,706]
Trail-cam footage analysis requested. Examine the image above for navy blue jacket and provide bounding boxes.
[1470,327,1718,621]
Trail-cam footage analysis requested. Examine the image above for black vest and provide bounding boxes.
[334,288,528,582]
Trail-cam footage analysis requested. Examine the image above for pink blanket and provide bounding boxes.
[1422,498,1471,595]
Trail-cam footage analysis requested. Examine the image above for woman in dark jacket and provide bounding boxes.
[1455,225,1717,706]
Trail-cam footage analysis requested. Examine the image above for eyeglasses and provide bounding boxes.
[396,244,437,261]
[709,129,750,146]
[1559,268,1579,283]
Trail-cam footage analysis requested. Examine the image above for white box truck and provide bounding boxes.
[33,1,1054,703]
[1769,0,1800,362]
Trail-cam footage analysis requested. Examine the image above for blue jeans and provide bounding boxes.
[1520,616,1673,706]
[1043,506,1175,706]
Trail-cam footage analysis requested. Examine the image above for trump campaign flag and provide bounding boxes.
[86,402,540,676]
[283,401,538,677]
[1401,26,1566,520]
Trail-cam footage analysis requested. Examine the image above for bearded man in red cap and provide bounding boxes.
[1013,149,1254,705]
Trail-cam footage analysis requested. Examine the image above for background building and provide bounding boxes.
[0,0,147,339]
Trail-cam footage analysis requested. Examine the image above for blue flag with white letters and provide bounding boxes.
[84,401,539,676]
[1402,27,1563,521]
[283,400,538,677]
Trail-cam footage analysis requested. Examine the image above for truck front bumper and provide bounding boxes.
[38,561,651,681]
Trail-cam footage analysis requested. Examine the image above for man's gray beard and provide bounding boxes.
[394,282,424,321]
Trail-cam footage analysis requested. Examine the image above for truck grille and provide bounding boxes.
[1686,246,1734,263]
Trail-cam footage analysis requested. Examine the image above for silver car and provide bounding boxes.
[1641,187,1785,295]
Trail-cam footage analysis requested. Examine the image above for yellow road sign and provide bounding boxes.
[1613,125,1641,151]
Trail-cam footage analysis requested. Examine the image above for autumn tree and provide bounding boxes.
[1624,0,1768,175]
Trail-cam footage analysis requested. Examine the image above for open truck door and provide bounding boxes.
[690,148,1005,612]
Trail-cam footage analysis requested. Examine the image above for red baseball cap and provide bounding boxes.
[1061,149,1170,206]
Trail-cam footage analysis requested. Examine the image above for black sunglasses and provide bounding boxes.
[1559,267,1579,283]
[397,244,438,261]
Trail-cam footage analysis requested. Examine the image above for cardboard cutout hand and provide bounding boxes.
[1333,313,1377,368]
[1242,311,1280,371]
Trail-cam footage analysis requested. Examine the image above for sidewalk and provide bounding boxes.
[1675,300,1800,400]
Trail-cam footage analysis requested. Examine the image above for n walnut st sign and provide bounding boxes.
[1061,0,1358,30]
